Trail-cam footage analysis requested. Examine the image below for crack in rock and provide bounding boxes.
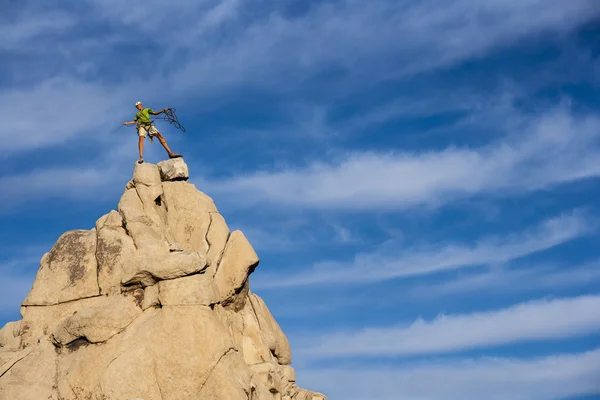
[197,347,236,394]
[0,348,33,379]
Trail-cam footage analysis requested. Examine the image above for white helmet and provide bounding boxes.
[135,101,142,106]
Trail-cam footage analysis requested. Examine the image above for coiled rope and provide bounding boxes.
[152,108,186,132]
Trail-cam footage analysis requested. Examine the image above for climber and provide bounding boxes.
[123,101,182,164]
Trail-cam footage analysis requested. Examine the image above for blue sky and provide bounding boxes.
[1,1,600,399]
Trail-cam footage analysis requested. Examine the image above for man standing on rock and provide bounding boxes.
[123,101,182,163]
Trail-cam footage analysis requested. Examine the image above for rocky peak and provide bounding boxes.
[0,158,326,400]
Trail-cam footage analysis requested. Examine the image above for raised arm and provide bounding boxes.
[151,108,169,115]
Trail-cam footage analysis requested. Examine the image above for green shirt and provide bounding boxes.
[134,108,154,124]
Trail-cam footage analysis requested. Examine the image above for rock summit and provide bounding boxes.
[0,158,327,400]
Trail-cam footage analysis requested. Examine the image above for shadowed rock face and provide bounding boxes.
[0,158,327,400]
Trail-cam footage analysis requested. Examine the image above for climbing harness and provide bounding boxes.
[136,121,157,142]
[109,107,186,136]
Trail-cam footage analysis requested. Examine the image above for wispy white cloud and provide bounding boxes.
[203,107,600,211]
[0,10,76,51]
[255,210,593,288]
[2,0,598,155]
[234,213,367,254]
[407,261,600,298]
[0,166,122,208]
[0,138,148,211]
[0,77,134,151]
[298,348,600,400]
[160,0,600,98]
[301,294,600,358]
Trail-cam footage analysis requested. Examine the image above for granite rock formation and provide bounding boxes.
[0,158,326,400]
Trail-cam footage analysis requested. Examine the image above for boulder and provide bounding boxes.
[162,181,215,254]
[133,162,161,186]
[281,364,296,383]
[240,301,277,366]
[165,208,211,254]
[51,294,142,346]
[158,273,217,306]
[161,181,218,213]
[249,293,292,365]
[214,230,260,303]
[122,251,207,287]
[95,210,124,231]
[158,158,189,181]
[118,189,170,253]
[18,296,105,348]
[23,230,99,306]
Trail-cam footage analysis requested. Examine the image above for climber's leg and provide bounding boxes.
[137,126,146,163]
[137,136,144,163]
[154,131,182,158]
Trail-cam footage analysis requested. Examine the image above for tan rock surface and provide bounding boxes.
[51,294,142,345]
[132,161,161,186]
[250,292,292,365]
[118,188,170,252]
[240,300,278,366]
[96,209,124,231]
[206,212,230,266]
[0,338,57,400]
[0,159,327,400]
[122,250,207,287]
[160,181,219,254]
[158,273,217,306]
[96,213,137,295]
[142,284,160,310]
[161,181,218,213]
[166,207,212,253]
[18,296,105,348]
[198,348,252,400]
[55,308,162,400]
[158,158,189,181]
[0,321,21,351]
[23,230,99,306]
[214,230,260,303]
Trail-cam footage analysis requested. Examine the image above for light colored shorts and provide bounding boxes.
[137,124,159,138]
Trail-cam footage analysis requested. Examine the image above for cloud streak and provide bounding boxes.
[2,0,598,154]
[204,107,600,211]
[0,165,123,209]
[301,294,600,358]
[299,348,600,400]
[407,261,600,298]
[255,210,593,288]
